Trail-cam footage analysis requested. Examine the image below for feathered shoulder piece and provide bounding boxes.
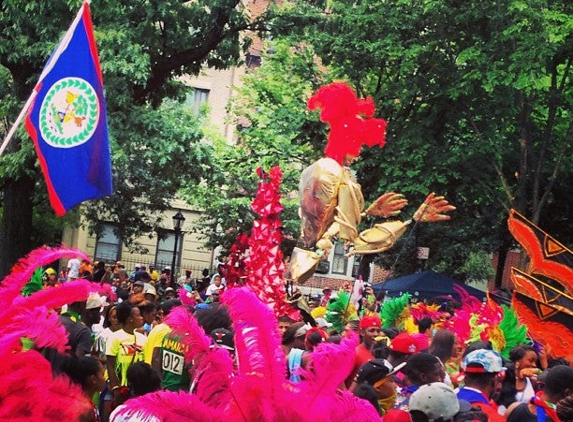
[380,293,411,329]
[307,82,387,164]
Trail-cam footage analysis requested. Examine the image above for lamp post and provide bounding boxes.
[171,210,186,285]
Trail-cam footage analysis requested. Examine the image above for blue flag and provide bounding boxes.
[25,2,112,216]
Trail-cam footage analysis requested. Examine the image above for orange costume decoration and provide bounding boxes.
[508,209,573,357]
[285,82,455,283]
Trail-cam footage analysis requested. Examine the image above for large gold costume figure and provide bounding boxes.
[285,82,455,283]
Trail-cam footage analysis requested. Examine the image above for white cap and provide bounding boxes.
[315,317,333,329]
[409,382,460,421]
[86,293,108,310]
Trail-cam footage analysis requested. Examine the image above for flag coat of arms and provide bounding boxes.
[25,2,112,216]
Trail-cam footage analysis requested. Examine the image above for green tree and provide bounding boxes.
[183,41,327,255]
[269,0,573,280]
[0,0,269,275]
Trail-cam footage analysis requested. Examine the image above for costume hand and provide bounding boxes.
[365,192,408,218]
[413,192,456,222]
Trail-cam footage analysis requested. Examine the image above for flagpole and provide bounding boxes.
[0,90,37,157]
[0,2,87,157]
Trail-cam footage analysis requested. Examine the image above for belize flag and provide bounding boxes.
[25,2,113,217]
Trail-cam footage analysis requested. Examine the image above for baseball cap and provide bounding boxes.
[409,382,460,421]
[359,315,382,329]
[355,359,406,385]
[165,287,175,292]
[44,267,57,275]
[144,285,157,297]
[133,280,145,287]
[210,328,235,351]
[315,317,333,329]
[86,292,108,310]
[462,349,506,373]
[389,333,419,355]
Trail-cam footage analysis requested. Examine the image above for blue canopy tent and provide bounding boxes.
[372,270,487,302]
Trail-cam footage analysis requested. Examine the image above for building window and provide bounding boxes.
[156,231,183,270]
[94,224,121,262]
[185,88,209,115]
[331,240,348,275]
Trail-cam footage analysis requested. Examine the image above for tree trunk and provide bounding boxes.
[0,175,35,278]
[494,225,513,290]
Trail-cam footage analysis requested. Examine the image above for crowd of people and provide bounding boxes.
[33,258,573,422]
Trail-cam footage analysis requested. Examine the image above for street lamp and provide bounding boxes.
[171,210,186,284]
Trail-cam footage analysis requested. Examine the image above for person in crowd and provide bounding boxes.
[388,332,419,363]
[144,299,182,368]
[143,285,158,304]
[67,256,82,280]
[430,328,462,385]
[129,264,141,281]
[456,349,506,422]
[394,352,446,410]
[158,306,195,392]
[137,301,158,335]
[132,280,145,296]
[278,315,295,337]
[134,266,151,284]
[506,365,573,422]
[413,316,433,352]
[163,286,176,301]
[315,317,333,335]
[148,264,160,283]
[409,382,462,422]
[105,301,147,409]
[343,319,360,337]
[60,355,107,422]
[109,362,162,422]
[305,327,328,351]
[206,274,224,298]
[352,358,406,417]
[497,344,542,413]
[113,261,128,283]
[282,321,310,383]
[346,315,382,387]
[177,269,193,289]
[94,305,122,360]
[44,267,61,288]
[557,393,573,422]
[91,261,106,283]
[79,259,94,277]
[387,332,419,389]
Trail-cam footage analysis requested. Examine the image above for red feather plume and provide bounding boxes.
[307,82,387,164]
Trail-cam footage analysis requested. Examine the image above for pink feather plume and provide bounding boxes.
[165,306,234,405]
[0,246,88,304]
[12,279,92,310]
[222,287,286,385]
[111,390,225,422]
[0,349,87,421]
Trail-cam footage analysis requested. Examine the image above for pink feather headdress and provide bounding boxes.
[114,287,380,421]
[0,246,99,421]
[308,82,387,165]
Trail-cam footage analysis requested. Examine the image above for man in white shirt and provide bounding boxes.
[67,257,81,280]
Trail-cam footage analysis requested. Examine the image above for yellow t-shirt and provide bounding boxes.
[143,323,172,364]
[106,329,147,385]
